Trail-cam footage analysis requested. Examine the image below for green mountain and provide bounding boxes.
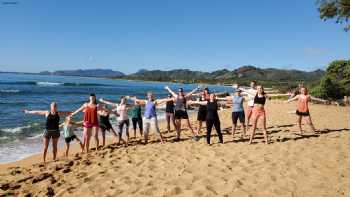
[122,66,325,87]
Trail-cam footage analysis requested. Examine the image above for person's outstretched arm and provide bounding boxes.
[70,104,86,117]
[285,95,299,103]
[23,110,48,116]
[165,86,178,98]
[185,86,200,98]
[155,97,173,105]
[129,96,147,106]
[187,100,208,106]
[310,96,328,104]
[99,98,118,107]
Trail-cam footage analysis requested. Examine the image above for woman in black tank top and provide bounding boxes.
[188,93,223,144]
[165,86,200,141]
[165,94,176,133]
[24,102,71,163]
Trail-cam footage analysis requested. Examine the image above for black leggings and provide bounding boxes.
[206,119,223,144]
[132,117,143,131]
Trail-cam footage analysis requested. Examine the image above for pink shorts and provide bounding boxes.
[84,122,99,128]
[252,107,266,118]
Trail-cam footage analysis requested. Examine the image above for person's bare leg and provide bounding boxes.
[249,117,259,144]
[231,124,237,139]
[75,137,84,152]
[175,119,181,139]
[242,124,247,138]
[166,113,171,133]
[197,121,202,134]
[186,118,196,136]
[85,128,92,153]
[52,137,59,161]
[93,127,99,149]
[246,109,252,129]
[109,128,118,144]
[262,116,268,144]
[101,130,106,147]
[306,116,316,133]
[65,143,70,157]
[297,116,303,135]
[43,137,49,163]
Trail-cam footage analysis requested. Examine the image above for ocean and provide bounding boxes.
[0,73,232,163]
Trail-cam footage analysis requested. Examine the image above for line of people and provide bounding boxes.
[23,81,326,163]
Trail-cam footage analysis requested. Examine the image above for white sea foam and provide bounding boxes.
[36,81,63,86]
[0,89,20,93]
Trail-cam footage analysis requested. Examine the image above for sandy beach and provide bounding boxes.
[1,100,350,197]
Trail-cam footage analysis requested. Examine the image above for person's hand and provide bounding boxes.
[164,86,169,90]
[232,84,239,89]
[23,109,28,114]
[99,98,104,102]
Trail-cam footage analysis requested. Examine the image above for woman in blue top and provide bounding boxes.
[217,86,247,140]
[130,92,172,144]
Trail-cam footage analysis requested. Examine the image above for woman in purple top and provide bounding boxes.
[130,92,172,144]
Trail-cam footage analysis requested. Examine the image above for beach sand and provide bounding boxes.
[1,100,350,197]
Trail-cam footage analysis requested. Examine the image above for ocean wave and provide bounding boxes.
[1,123,40,134]
[0,81,109,87]
[0,89,21,93]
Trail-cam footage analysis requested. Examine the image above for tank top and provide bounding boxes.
[232,96,244,112]
[84,105,99,124]
[117,104,129,121]
[198,97,207,112]
[206,101,219,120]
[247,88,256,107]
[99,114,110,126]
[175,97,186,111]
[254,95,266,105]
[144,101,156,119]
[165,100,175,113]
[131,105,142,118]
[297,95,309,113]
[63,124,74,138]
[46,112,60,131]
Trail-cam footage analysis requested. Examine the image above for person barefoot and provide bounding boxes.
[189,93,223,145]
[165,86,200,141]
[98,104,119,147]
[70,93,102,153]
[100,96,130,146]
[285,87,326,135]
[60,116,84,156]
[217,85,247,140]
[130,100,143,138]
[130,92,171,144]
[196,88,210,134]
[24,102,71,163]
[241,85,269,145]
[165,94,176,133]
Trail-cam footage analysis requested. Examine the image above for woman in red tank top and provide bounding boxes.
[286,87,326,135]
[70,94,102,153]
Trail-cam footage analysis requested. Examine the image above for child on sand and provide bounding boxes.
[60,116,84,157]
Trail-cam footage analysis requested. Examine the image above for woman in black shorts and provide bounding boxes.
[24,102,71,163]
[165,86,200,141]
[98,104,118,146]
[189,93,223,144]
[165,94,176,133]
[196,88,210,134]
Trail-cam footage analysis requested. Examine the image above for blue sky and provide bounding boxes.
[0,0,349,74]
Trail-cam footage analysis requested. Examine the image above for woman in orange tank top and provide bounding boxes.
[286,87,326,135]
[70,93,102,153]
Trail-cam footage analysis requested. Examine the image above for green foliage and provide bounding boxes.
[317,0,350,31]
[311,59,350,99]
